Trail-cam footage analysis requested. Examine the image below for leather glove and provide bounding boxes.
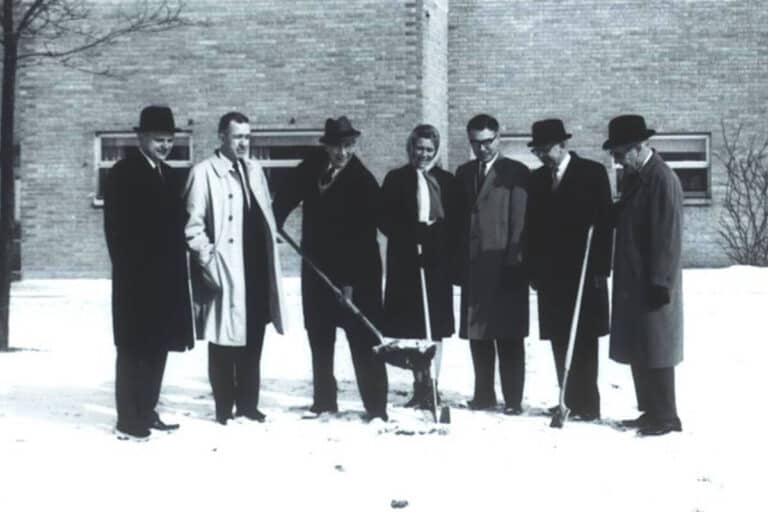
[648,285,670,310]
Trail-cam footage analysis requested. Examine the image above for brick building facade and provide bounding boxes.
[10,0,768,277]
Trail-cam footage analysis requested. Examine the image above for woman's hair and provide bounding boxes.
[407,124,441,158]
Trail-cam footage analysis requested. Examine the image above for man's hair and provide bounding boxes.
[218,111,249,134]
[466,114,499,133]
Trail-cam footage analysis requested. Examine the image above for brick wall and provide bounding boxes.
[17,0,429,277]
[14,0,767,276]
[447,0,768,267]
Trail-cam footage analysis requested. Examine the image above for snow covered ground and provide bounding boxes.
[1,267,766,512]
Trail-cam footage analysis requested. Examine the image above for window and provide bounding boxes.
[92,132,193,207]
[615,133,710,199]
[250,130,322,196]
[499,134,541,170]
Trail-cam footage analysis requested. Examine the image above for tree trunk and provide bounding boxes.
[1,0,17,351]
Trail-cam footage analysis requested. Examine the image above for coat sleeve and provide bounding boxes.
[649,165,683,289]
[449,167,470,285]
[336,169,382,284]
[103,161,143,269]
[379,169,420,242]
[183,163,215,266]
[272,159,309,229]
[504,166,529,266]
[589,164,615,277]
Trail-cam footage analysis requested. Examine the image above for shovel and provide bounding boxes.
[277,227,436,372]
[550,225,594,429]
[417,244,451,424]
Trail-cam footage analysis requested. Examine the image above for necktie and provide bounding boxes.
[319,166,335,188]
[232,161,250,211]
[551,168,559,191]
[476,162,486,193]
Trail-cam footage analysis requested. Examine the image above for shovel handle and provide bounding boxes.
[278,227,386,346]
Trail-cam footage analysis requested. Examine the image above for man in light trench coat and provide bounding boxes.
[605,114,684,437]
[453,113,530,415]
[185,111,286,425]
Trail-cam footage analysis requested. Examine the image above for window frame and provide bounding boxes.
[249,129,323,169]
[92,130,194,207]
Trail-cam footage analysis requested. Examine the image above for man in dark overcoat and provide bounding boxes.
[273,116,388,421]
[526,119,613,421]
[453,113,530,414]
[103,105,194,440]
[605,114,684,436]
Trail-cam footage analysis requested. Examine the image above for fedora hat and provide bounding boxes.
[134,105,177,133]
[319,116,361,145]
[528,119,572,147]
[603,114,656,150]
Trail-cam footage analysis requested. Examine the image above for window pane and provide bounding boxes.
[250,145,316,161]
[101,135,190,163]
[499,137,539,169]
[673,167,708,194]
[261,165,297,197]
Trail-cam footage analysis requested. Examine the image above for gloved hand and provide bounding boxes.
[648,285,670,310]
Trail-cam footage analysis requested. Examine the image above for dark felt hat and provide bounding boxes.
[603,114,656,150]
[135,105,177,133]
[528,119,572,147]
[319,116,361,144]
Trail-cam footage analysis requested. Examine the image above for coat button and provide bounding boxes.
[229,238,234,243]
[229,193,233,199]
[228,215,233,221]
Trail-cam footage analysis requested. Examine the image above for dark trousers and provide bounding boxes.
[208,322,266,423]
[631,365,679,422]
[469,337,525,408]
[307,317,388,418]
[115,346,168,431]
[551,334,600,416]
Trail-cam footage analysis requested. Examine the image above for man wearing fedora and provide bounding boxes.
[104,105,194,440]
[185,111,286,425]
[273,116,388,421]
[526,119,613,421]
[452,113,530,415]
[604,114,684,436]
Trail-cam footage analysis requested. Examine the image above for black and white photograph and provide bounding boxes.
[1,1,766,510]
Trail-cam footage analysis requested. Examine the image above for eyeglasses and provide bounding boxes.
[469,134,498,147]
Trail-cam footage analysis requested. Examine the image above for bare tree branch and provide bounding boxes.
[717,119,768,266]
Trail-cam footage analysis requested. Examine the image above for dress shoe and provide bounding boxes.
[236,409,266,423]
[571,410,600,422]
[363,411,389,423]
[503,405,523,416]
[638,418,682,437]
[150,418,180,431]
[466,399,497,411]
[302,405,338,419]
[620,412,651,429]
[115,424,151,441]
[309,403,338,414]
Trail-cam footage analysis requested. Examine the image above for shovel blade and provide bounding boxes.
[438,406,451,424]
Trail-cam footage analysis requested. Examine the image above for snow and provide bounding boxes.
[1,268,766,511]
